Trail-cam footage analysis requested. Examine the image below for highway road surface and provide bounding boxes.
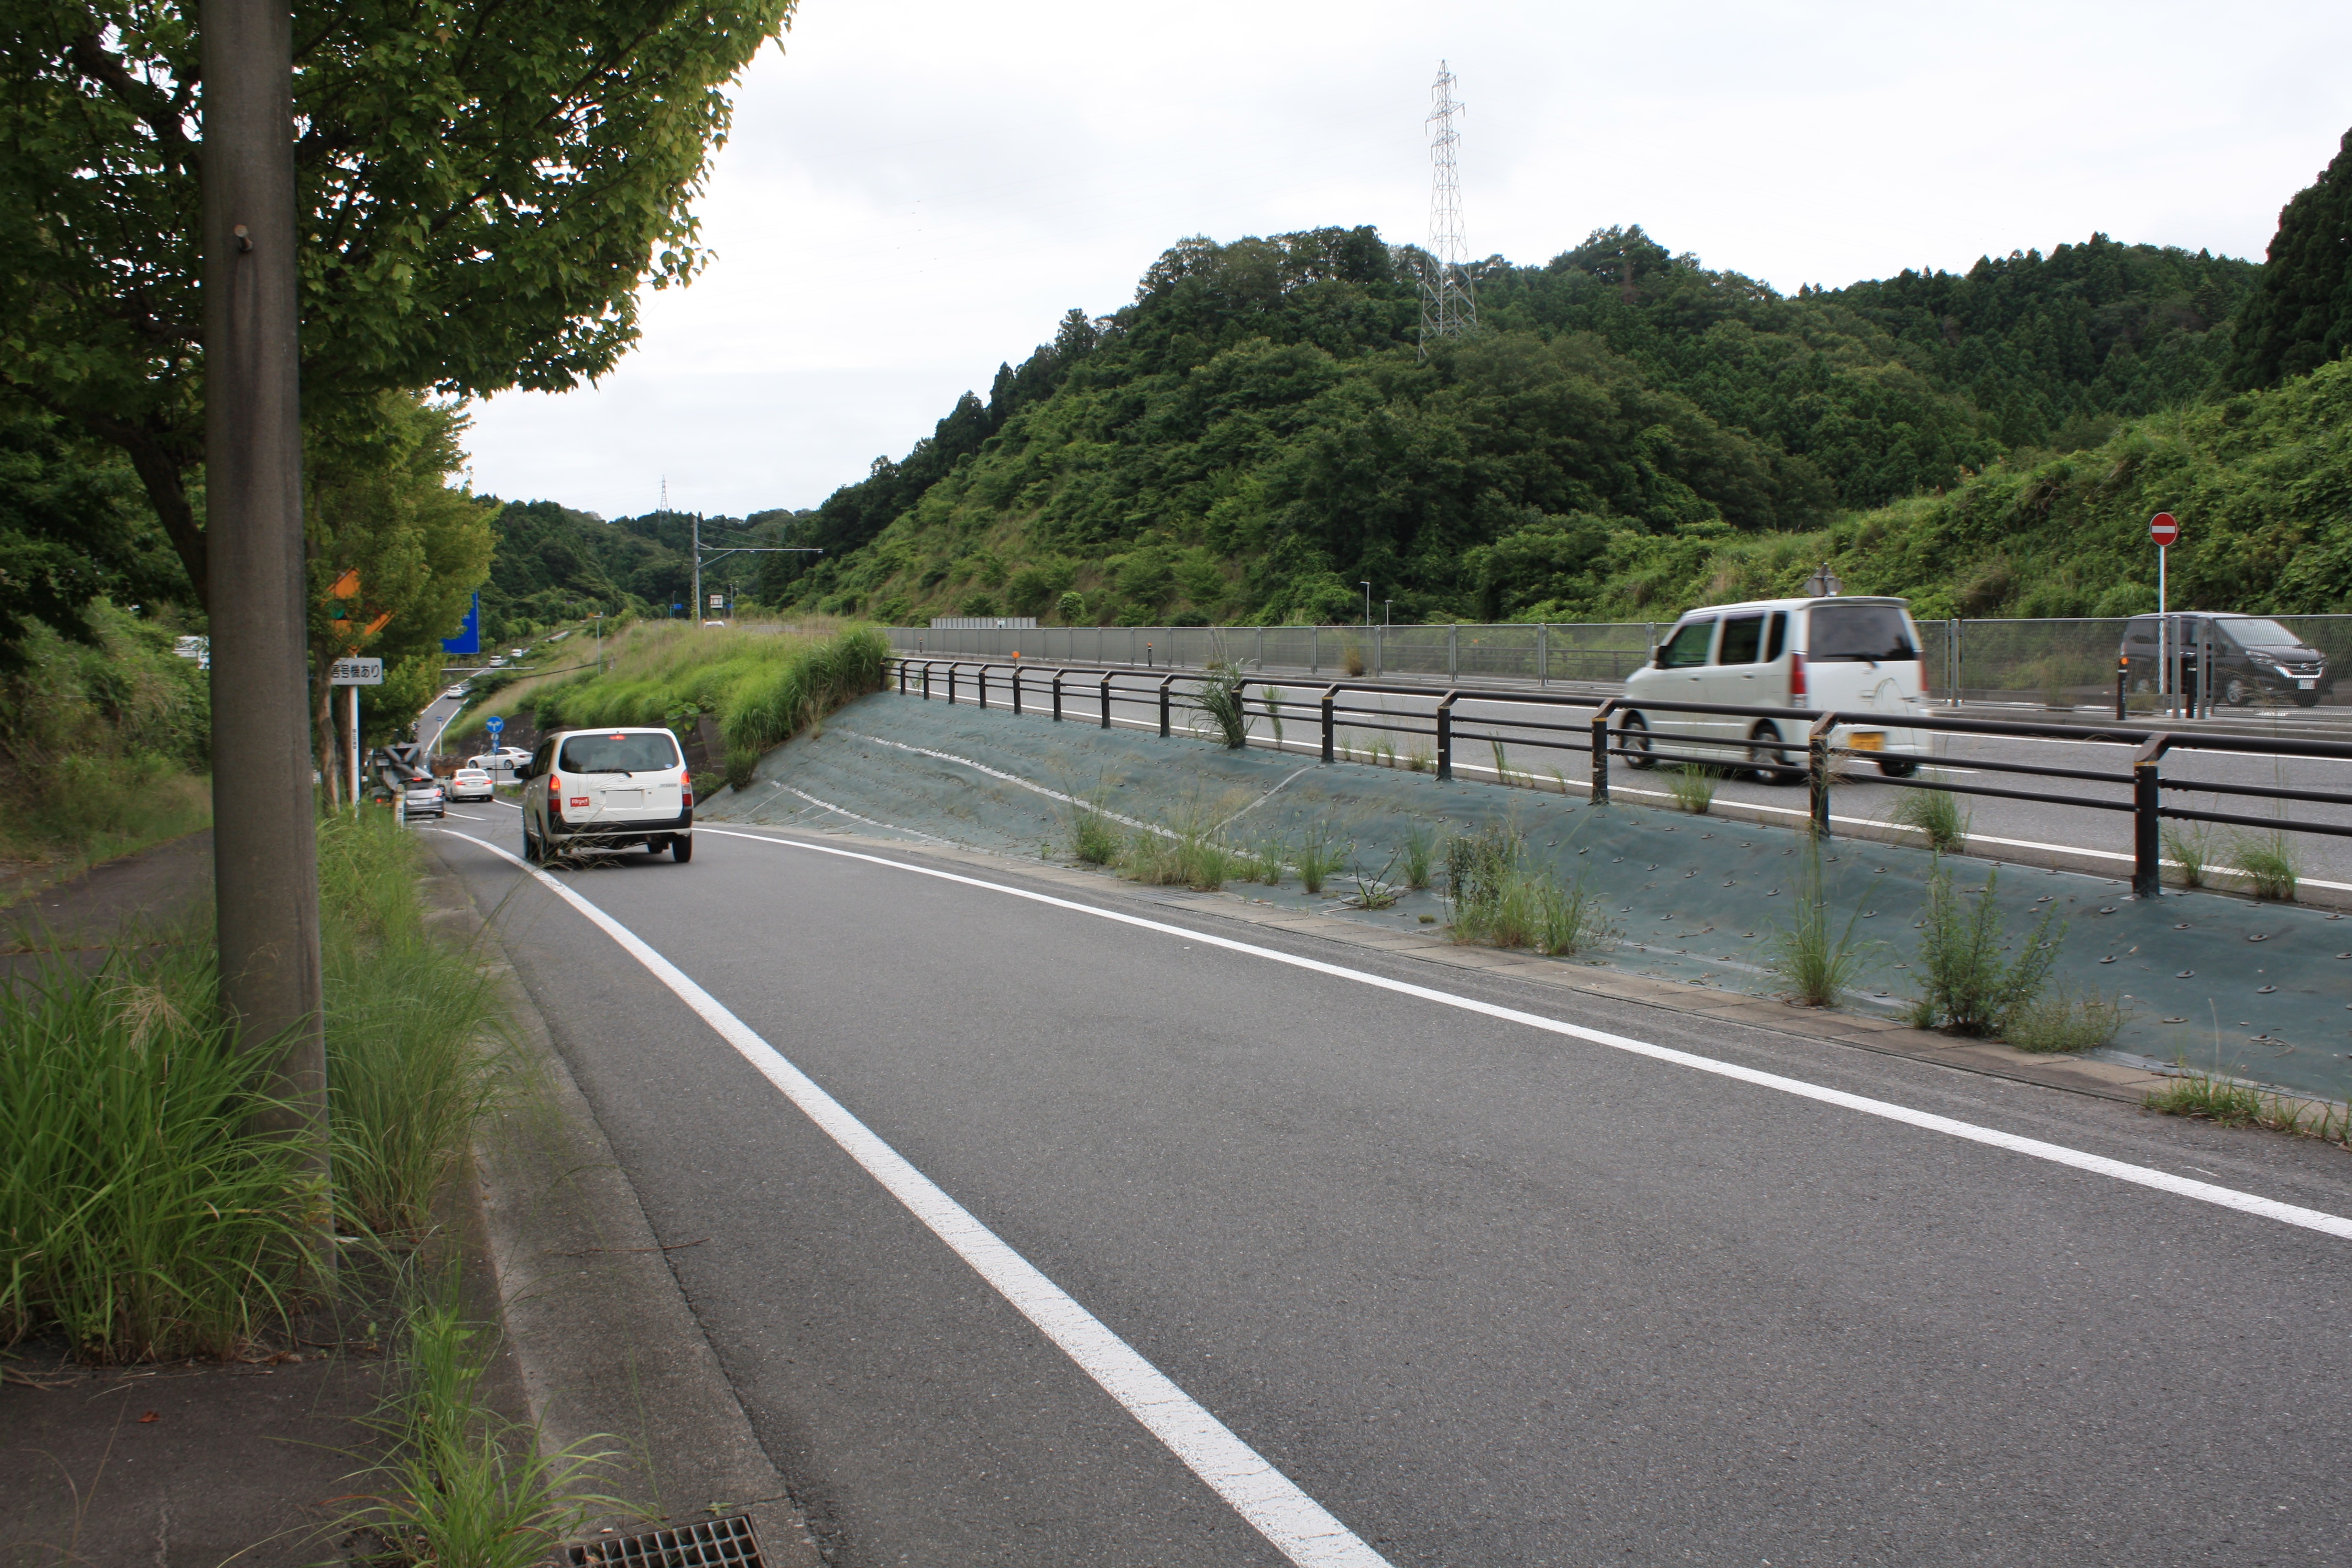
[431,808,2352,1566]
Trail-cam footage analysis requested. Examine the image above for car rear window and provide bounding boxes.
[1807,604,1917,662]
[558,732,681,773]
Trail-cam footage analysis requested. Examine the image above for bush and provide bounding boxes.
[1913,863,2065,1035]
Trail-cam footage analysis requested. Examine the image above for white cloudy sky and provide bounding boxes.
[462,0,2352,521]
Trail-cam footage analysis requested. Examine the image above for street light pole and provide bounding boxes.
[203,0,328,1195]
[691,513,702,627]
[1361,581,1371,628]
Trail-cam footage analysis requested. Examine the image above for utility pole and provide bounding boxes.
[203,0,328,1201]
[1362,581,1372,628]
[691,513,701,625]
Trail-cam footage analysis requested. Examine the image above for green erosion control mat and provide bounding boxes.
[703,693,2352,1103]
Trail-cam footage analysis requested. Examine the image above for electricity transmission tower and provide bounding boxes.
[1419,61,1476,357]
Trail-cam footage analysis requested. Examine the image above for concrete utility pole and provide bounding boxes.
[203,0,328,1191]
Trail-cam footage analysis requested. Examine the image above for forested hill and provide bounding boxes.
[756,221,2262,628]
[477,499,805,638]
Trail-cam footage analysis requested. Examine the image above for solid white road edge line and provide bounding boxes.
[434,828,1389,1568]
[701,824,2352,1244]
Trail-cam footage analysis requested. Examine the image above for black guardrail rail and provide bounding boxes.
[885,657,2352,899]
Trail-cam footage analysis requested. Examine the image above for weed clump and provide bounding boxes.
[2232,830,2300,901]
[1194,662,1252,749]
[1444,826,1609,956]
[1289,825,1347,895]
[2161,822,2215,889]
[1768,843,1873,1006]
[1399,824,1435,890]
[2003,988,2127,1053]
[1910,862,2065,1036]
[1892,788,1969,852]
[1665,764,1718,815]
[1125,826,1237,891]
[1069,803,1121,865]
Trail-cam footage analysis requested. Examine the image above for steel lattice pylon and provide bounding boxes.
[1420,60,1475,356]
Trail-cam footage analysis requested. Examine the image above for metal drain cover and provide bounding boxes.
[565,1515,764,1566]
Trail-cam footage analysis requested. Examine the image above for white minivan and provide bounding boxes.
[521,727,694,862]
[1620,596,1929,780]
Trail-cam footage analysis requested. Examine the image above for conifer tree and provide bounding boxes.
[2226,128,2352,389]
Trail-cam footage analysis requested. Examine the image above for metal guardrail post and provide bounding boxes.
[1807,712,1837,839]
[2115,654,2127,722]
[1589,697,1617,803]
[947,663,961,705]
[1100,672,1114,729]
[896,660,908,695]
[1320,684,1337,763]
[1448,625,1458,680]
[920,661,933,700]
[977,666,987,710]
[2132,734,2169,898]
[1538,623,1548,687]
[1436,690,1458,781]
[1159,674,1175,737]
[1050,669,1064,722]
[1011,665,1022,716]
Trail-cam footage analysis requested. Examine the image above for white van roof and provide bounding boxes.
[1665,596,1911,619]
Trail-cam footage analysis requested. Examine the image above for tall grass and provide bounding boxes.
[1768,843,1873,1006]
[3,809,512,1362]
[1665,764,1718,815]
[342,1267,622,1568]
[2161,822,2215,889]
[1910,862,2065,1036]
[1399,824,1435,890]
[2231,830,2300,901]
[0,942,321,1362]
[1892,788,1970,852]
[1194,662,1251,748]
[1444,825,1610,956]
[1069,802,1122,865]
[1289,825,1347,895]
[1124,824,1238,891]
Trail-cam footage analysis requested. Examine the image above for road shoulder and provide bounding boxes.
[418,844,823,1565]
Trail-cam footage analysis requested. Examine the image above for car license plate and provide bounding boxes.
[2297,678,2316,689]
[1848,732,1885,752]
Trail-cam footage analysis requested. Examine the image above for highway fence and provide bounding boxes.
[885,616,2352,713]
[881,656,2352,901]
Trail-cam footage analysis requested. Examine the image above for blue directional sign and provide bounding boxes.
[486,716,504,737]
[440,591,482,655]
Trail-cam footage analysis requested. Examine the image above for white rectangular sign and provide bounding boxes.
[329,657,385,685]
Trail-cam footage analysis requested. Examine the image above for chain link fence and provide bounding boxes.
[887,616,2352,710]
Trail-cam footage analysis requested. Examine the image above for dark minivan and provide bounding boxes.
[2120,614,2331,708]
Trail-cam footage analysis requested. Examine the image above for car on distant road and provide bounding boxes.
[2121,614,2331,709]
[1620,595,1930,780]
[443,684,470,699]
[488,656,508,667]
[401,777,447,819]
[520,726,693,863]
[448,766,494,802]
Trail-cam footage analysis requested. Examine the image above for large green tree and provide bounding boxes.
[2226,127,2352,389]
[0,0,794,606]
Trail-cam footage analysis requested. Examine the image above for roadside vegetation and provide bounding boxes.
[1905,861,2122,1050]
[1444,824,1610,956]
[0,604,211,884]
[2144,1069,2351,1145]
[1769,843,1874,1006]
[456,620,890,787]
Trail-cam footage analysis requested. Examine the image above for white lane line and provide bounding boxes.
[434,828,1388,1568]
[703,825,2352,1244]
[1215,765,1319,832]
[771,783,953,845]
[836,729,1175,838]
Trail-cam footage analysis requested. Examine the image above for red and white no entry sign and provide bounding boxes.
[2149,511,2180,547]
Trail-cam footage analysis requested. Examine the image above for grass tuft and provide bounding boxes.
[1124,820,1238,891]
[2231,830,2300,901]
[2161,822,2215,889]
[1069,803,1122,865]
[1399,823,1435,890]
[1665,764,1718,815]
[1444,825,1610,956]
[2003,988,2127,1053]
[1194,662,1252,749]
[1289,825,1347,895]
[1767,843,1873,1006]
[1892,788,1970,853]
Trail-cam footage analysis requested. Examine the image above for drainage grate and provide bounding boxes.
[564,1516,764,1567]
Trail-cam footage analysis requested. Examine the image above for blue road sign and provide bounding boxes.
[486,716,504,736]
[440,590,482,655]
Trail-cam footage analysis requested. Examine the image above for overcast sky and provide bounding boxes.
[460,0,2352,522]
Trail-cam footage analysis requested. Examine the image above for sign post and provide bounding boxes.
[2149,513,2180,715]
[330,657,385,815]
[485,715,507,778]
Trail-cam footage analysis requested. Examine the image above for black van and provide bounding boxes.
[2120,614,2331,708]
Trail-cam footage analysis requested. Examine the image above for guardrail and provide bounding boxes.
[884,657,2352,899]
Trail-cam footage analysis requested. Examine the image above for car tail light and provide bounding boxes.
[681,778,693,808]
[1789,652,1806,701]
[548,773,561,801]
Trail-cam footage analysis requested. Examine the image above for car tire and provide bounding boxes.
[1747,721,1799,785]
[1877,758,1919,778]
[2225,677,2253,706]
[1619,712,1655,770]
[523,821,542,864]
[671,835,693,863]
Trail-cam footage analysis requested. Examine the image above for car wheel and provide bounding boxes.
[671,835,693,863]
[1877,758,1919,778]
[2224,677,2252,706]
[1747,721,1799,785]
[524,821,543,864]
[1619,712,1655,770]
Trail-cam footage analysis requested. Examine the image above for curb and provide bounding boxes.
[418,848,823,1565]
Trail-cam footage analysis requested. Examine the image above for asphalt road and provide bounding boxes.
[429,809,2352,1566]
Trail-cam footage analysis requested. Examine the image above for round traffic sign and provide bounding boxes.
[2149,511,2179,547]
[486,716,504,733]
